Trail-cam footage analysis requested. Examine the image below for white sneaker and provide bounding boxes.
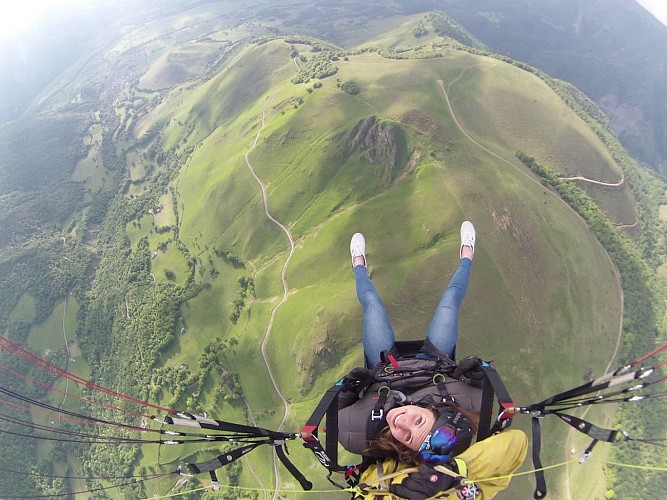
[460,221,475,259]
[350,233,366,267]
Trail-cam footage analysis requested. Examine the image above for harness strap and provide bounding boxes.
[184,442,263,474]
[436,377,456,404]
[301,380,348,472]
[531,417,547,499]
[326,388,341,469]
[553,412,619,443]
[209,470,220,491]
[275,442,313,490]
[166,412,274,437]
[478,374,494,442]
[528,410,618,499]
[478,362,515,441]
[366,388,389,446]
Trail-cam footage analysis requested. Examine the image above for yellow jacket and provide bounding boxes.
[354,429,528,499]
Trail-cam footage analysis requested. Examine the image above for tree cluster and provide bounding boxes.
[516,151,666,496]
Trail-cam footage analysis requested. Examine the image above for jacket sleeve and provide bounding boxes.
[456,429,529,499]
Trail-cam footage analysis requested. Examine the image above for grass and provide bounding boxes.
[576,181,637,225]
[26,297,91,457]
[29,28,627,497]
[126,213,153,247]
[149,42,623,497]
[658,195,667,221]
[150,241,191,285]
[154,192,175,228]
[27,297,80,354]
[137,42,225,91]
[353,13,444,51]
[71,122,110,194]
[126,150,147,181]
[9,292,37,322]
[440,54,630,223]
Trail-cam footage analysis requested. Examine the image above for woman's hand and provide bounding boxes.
[389,463,460,499]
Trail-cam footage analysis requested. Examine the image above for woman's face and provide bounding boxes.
[386,405,436,451]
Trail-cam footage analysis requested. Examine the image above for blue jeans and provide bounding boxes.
[355,258,472,366]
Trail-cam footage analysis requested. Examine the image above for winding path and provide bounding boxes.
[438,70,626,500]
[58,298,71,414]
[560,175,624,187]
[244,398,268,500]
[243,91,295,498]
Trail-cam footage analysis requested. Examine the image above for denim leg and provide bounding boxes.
[426,258,473,358]
[355,265,395,366]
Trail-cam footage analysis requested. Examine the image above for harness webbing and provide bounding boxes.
[301,380,348,473]
[301,353,516,487]
[518,342,667,499]
[477,362,515,441]
[184,443,263,474]
[163,412,313,489]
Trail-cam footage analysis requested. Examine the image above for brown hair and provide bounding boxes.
[367,404,480,465]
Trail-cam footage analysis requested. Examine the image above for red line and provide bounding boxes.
[0,335,174,414]
[0,396,145,431]
[0,364,148,418]
[632,342,667,366]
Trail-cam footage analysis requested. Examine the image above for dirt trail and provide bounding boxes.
[438,71,626,500]
[58,298,71,413]
[243,91,295,498]
[560,175,624,187]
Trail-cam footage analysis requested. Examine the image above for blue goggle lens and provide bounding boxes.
[417,425,457,462]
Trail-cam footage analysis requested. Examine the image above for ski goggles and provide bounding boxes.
[417,408,472,464]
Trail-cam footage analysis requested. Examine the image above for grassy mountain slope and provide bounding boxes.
[432,0,667,176]
[134,39,623,497]
[2,2,665,498]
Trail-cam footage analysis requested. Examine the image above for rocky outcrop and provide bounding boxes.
[348,115,407,186]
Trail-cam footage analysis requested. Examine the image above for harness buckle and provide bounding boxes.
[578,451,592,464]
[371,409,384,421]
[392,390,407,403]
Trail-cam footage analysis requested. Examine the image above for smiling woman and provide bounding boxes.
[337,225,482,460]
[330,224,528,499]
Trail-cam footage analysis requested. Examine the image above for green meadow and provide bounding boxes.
[9,292,37,323]
[4,1,661,497]
[26,297,92,465]
[27,297,79,354]
[126,38,625,497]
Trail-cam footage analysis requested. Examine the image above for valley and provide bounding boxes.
[0,3,664,499]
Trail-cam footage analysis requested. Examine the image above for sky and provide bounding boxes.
[0,0,61,40]
[0,0,91,42]
[635,0,667,26]
[0,0,665,42]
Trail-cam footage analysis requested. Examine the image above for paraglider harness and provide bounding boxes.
[299,340,517,489]
[169,341,666,499]
[1,331,664,498]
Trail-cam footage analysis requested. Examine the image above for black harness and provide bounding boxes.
[300,340,516,488]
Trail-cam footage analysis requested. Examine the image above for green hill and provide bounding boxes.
[129,39,624,497]
[0,3,665,499]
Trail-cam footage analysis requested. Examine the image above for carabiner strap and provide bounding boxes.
[301,380,348,472]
